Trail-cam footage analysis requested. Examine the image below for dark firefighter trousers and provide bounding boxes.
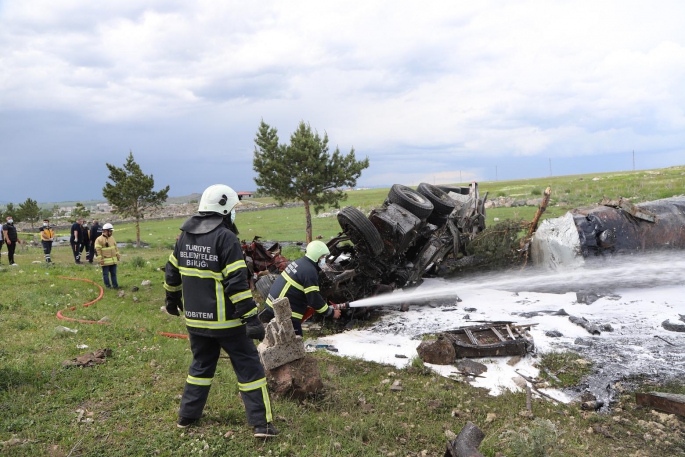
[70,241,81,263]
[179,332,272,426]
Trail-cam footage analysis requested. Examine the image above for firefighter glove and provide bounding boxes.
[165,292,183,316]
[244,316,265,341]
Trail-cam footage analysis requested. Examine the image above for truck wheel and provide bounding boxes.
[337,206,384,256]
[417,183,457,216]
[387,184,434,219]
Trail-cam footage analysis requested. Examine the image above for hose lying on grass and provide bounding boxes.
[55,275,188,339]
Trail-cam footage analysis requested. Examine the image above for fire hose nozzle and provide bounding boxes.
[332,302,349,310]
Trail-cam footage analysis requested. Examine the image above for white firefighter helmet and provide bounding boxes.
[305,240,330,262]
[102,223,114,230]
[198,184,239,216]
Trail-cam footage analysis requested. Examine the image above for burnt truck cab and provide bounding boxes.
[319,182,487,306]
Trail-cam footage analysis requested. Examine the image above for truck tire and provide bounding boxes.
[417,183,457,216]
[337,206,384,256]
[387,184,434,219]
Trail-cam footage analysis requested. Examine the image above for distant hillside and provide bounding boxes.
[165,193,202,204]
[6,193,205,209]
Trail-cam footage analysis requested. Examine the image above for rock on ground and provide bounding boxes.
[265,355,323,398]
[416,336,455,365]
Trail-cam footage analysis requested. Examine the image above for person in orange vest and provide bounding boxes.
[95,223,120,289]
[39,219,55,263]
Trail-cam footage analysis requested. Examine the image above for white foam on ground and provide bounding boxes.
[310,278,685,402]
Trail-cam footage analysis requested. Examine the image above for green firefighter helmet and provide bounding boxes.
[305,240,330,262]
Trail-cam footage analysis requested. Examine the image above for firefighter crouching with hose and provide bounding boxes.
[163,184,278,438]
[259,240,343,336]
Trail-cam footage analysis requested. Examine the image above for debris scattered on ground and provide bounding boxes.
[661,319,685,332]
[63,348,112,368]
[444,421,485,457]
[55,325,77,334]
[568,315,601,335]
[581,400,604,411]
[635,392,685,417]
[455,360,488,377]
[440,322,535,358]
[75,408,94,423]
[141,280,151,286]
[591,423,616,439]
[389,380,403,392]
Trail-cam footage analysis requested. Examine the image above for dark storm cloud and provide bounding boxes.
[1,1,684,203]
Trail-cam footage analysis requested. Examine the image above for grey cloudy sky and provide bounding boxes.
[1,1,684,203]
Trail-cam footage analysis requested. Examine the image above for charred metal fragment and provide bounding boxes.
[422,322,535,359]
[568,315,601,335]
[444,422,485,457]
[636,392,685,417]
[662,319,685,332]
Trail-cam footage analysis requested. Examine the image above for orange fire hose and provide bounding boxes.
[55,275,187,339]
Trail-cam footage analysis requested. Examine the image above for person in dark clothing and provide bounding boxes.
[259,240,341,336]
[81,221,91,262]
[89,219,102,264]
[3,216,21,266]
[39,219,55,263]
[164,184,277,438]
[70,218,83,264]
[0,221,4,265]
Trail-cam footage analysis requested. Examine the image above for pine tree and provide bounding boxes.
[18,198,41,228]
[102,152,170,247]
[71,203,91,221]
[253,120,369,243]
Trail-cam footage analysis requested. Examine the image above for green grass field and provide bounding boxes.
[1,165,684,456]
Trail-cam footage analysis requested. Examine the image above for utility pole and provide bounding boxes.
[549,158,552,177]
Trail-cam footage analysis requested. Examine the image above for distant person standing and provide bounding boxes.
[95,223,120,289]
[88,218,102,264]
[39,219,55,263]
[3,216,21,266]
[81,221,91,262]
[0,220,3,265]
[70,218,83,264]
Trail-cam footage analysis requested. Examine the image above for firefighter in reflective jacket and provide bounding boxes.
[259,240,341,336]
[164,184,278,438]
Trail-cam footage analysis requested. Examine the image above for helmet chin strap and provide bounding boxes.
[222,215,239,235]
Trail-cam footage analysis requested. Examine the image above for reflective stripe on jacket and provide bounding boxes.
[164,219,257,337]
[95,234,119,265]
[266,256,330,320]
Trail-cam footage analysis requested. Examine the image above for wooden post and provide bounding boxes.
[527,186,552,238]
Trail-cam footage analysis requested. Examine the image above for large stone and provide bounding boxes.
[258,297,306,370]
[265,355,323,398]
[416,336,455,365]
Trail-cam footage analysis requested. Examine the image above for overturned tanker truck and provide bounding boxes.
[318,183,487,304]
[252,182,487,317]
[531,196,685,268]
